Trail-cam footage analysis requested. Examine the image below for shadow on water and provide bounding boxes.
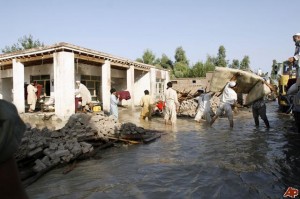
[26,101,299,199]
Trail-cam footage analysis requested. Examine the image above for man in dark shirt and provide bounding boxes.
[0,100,28,199]
[252,97,269,128]
[252,80,274,128]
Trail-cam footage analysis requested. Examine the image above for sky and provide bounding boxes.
[1,0,299,74]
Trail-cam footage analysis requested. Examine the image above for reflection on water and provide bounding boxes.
[26,102,299,198]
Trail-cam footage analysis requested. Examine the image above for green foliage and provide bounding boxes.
[229,59,240,69]
[136,58,143,63]
[216,45,227,67]
[136,49,156,65]
[240,55,250,70]
[174,46,189,65]
[204,58,216,72]
[206,55,218,66]
[160,54,173,69]
[1,34,44,53]
[173,62,189,78]
[135,45,251,79]
[190,62,205,77]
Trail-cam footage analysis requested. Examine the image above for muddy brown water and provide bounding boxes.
[25,101,299,198]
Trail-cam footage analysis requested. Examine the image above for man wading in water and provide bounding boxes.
[210,73,239,128]
[164,82,179,125]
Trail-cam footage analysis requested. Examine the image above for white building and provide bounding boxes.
[0,42,170,119]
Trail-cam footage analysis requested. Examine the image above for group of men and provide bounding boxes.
[162,76,274,129]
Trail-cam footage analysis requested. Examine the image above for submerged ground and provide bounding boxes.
[26,101,299,199]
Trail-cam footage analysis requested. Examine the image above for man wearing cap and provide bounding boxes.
[75,81,93,113]
[210,74,239,128]
[287,33,300,95]
[288,33,300,65]
[194,89,215,123]
[164,82,179,125]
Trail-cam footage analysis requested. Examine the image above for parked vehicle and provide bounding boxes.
[277,63,297,113]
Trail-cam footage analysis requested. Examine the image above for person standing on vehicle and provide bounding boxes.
[287,33,300,94]
[288,33,300,66]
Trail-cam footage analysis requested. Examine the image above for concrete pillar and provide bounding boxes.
[12,59,25,113]
[165,70,170,89]
[127,65,135,108]
[102,60,111,113]
[150,68,156,100]
[53,52,75,119]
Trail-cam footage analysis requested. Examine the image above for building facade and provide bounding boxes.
[0,42,170,119]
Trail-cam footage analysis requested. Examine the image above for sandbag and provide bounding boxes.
[245,81,271,105]
[210,67,263,93]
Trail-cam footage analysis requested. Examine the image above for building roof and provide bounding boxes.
[0,42,168,71]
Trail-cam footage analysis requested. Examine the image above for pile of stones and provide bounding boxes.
[177,95,221,118]
[17,112,155,186]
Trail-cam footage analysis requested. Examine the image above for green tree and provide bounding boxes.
[2,34,44,53]
[216,45,227,67]
[230,59,240,69]
[206,55,218,66]
[240,55,250,70]
[173,46,190,78]
[190,61,205,77]
[160,54,173,69]
[174,46,189,65]
[204,58,216,72]
[173,62,189,78]
[136,49,156,65]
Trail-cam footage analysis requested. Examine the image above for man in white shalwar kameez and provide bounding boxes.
[164,82,179,125]
[75,81,93,112]
[210,74,239,128]
[194,89,215,123]
[27,82,37,112]
[110,88,120,120]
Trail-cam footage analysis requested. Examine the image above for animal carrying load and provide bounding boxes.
[209,67,271,105]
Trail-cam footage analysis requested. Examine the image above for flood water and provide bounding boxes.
[26,101,300,199]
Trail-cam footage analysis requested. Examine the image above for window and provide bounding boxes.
[30,75,51,96]
[81,75,101,99]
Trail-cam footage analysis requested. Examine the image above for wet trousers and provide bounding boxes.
[252,104,270,128]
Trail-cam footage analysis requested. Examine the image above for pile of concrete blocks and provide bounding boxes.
[178,99,198,117]
[89,112,121,140]
[177,94,221,118]
[16,113,114,173]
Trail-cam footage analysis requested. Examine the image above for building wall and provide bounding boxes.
[171,72,213,93]
[1,78,13,101]
[134,70,150,105]
[0,55,169,115]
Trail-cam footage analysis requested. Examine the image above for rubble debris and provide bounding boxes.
[16,112,161,187]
